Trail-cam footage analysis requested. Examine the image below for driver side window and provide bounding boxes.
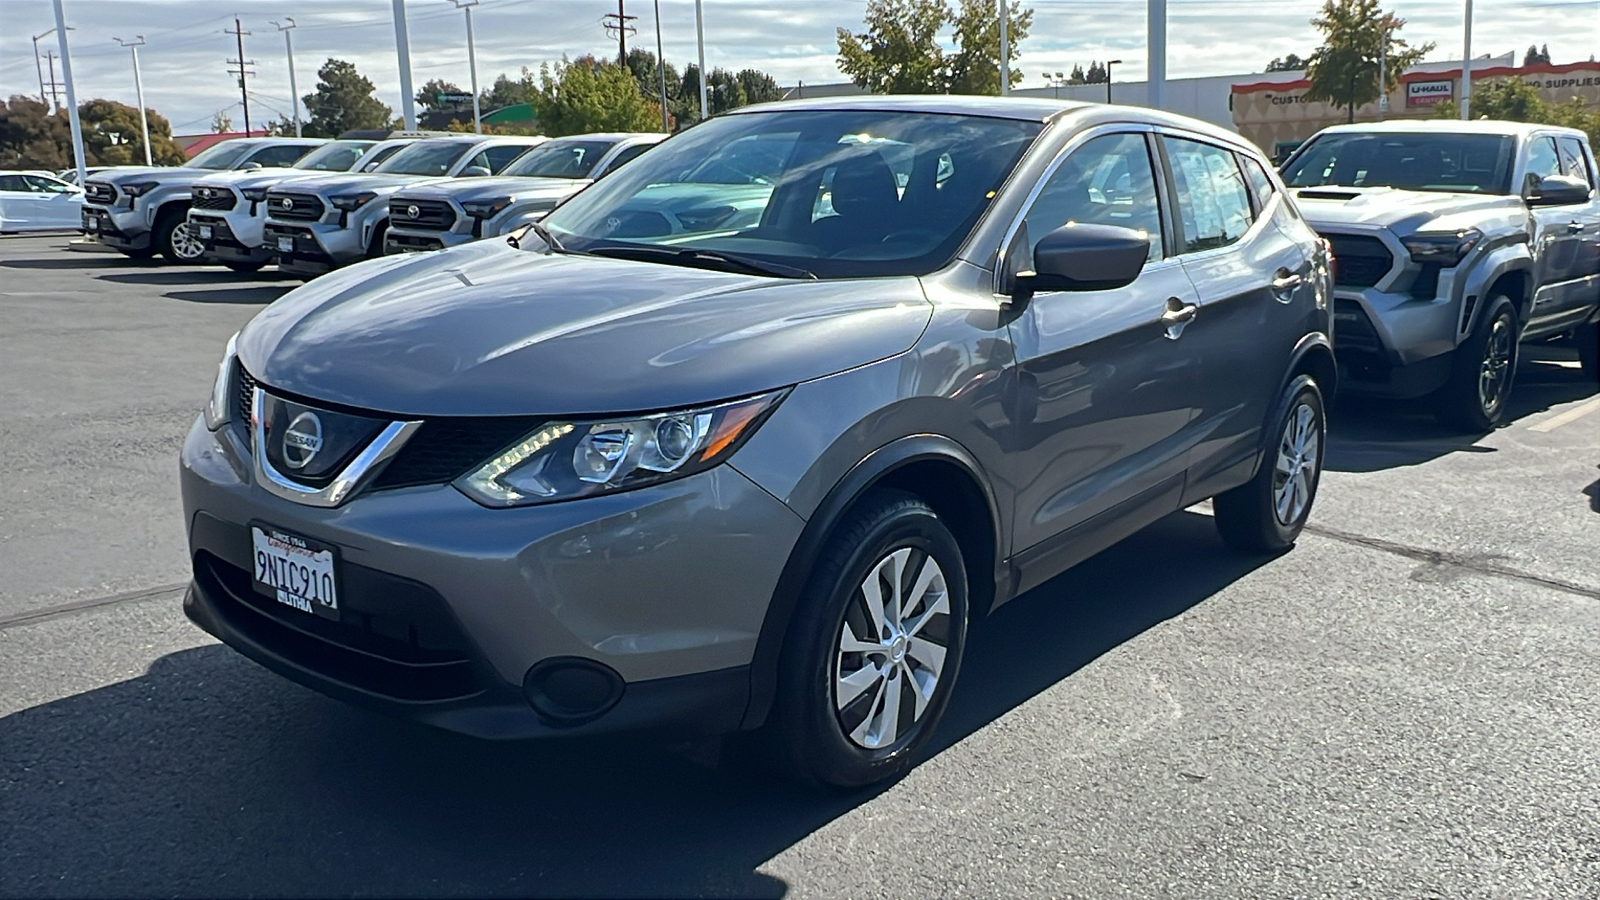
[1025,132,1164,261]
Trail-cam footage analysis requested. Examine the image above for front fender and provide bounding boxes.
[1458,241,1535,335]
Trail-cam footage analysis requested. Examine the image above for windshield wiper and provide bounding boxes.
[516,221,565,253]
[587,244,815,279]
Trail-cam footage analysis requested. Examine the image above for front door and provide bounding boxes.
[1525,134,1592,335]
[1004,131,1201,556]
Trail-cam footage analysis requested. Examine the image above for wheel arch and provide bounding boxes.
[739,435,1003,731]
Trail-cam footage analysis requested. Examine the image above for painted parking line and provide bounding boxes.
[1528,396,1600,433]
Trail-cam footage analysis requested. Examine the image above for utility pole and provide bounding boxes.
[653,0,669,131]
[45,52,65,112]
[695,0,707,119]
[225,17,255,135]
[447,1,482,133]
[51,0,88,188]
[32,30,55,107]
[1147,0,1167,109]
[602,1,637,68]
[998,0,1009,96]
[115,36,152,165]
[272,18,300,137]
[1460,0,1474,119]
[393,0,417,131]
[1378,25,1389,119]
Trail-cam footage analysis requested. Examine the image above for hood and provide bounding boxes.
[1292,186,1525,234]
[90,166,190,186]
[238,241,932,417]
[192,168,356,190]
[270,171,443,197]
[392,175,591,204]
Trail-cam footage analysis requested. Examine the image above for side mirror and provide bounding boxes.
[242,161,263,170]
[460,165,491,178]
[1528,174,1592,206]
[1025,222,1150,294]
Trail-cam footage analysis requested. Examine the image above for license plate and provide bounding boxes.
[251,525,339,620]
[277,236,294,253]
[197,224,214,240]
[84,216,99,233]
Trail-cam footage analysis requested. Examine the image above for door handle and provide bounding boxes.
[1272,269,1304,293]
[1568,221,1586,234]
[1160,297,1198,339]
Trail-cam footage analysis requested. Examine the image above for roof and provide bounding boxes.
[180,133,324,158]
[544,132,669,142]
[1312,119,1589,138]
[735,94,1097,122]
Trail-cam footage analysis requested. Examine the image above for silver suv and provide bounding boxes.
[180,97,1333,787]
[262,134,546,278]
[1282,121,1600,429]
[80,137,325,262]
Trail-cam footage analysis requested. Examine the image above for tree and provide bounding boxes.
[302,59,393,138]
[533,56,661,137]
[1267,53,1310,72]
[838,0,1034,95]
[1523,44,1552,67]
[1067,64,1086,84]
[1304,0,1432,123]
[415,78,466,112]
[1436,76,1600,146]
[79,99,187,165]
[483,69,539,110]
[1084,61,1108,84]
[0,96,73,168]
[211,110,234,133]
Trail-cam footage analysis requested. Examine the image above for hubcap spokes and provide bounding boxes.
[835,547,950,750]
[1478,317,1513,415]
[172,223,204,260]
[1272,402,1319,526]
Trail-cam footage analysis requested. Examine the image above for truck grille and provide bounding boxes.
[389,197,456,232]
[266,191,325,221]
[84,181,117,205]
[1323,233,1394,289]
[191,186,238,211]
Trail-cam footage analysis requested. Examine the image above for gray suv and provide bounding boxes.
[180,97,1334,788]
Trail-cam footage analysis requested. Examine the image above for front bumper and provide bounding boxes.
[81,205,151,251]
[179,415,804,740]
[191,213,272,265]
[1331,284,1463,398]
[385,226,470,254]
[263,220,366,276]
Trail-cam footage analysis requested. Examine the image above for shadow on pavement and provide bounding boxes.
[0,510,1267,899]
[164,286,294,305]
[0,254,154,269]
[97,269,295,286]
[1326,344,1597,474]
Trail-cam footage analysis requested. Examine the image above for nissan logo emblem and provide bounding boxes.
[278,197,294,210]
[406,205,420,219]
[282,412,324,470]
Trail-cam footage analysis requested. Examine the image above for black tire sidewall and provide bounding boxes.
[779,494,968,788]
[1445,296,1518,430]
[155,208,200,264]
[1264,377,1326,541]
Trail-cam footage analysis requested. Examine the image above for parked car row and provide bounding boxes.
[0,170,84,232]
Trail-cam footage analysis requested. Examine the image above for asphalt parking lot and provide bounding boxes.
[1,232,1598,899]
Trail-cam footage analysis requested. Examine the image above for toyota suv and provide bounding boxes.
[180,97,1333,788]
[81,137,325,262]
[189,138,414,273]
[263,134,546,278]
[1281,121,1600,429]
[384,132,665,253]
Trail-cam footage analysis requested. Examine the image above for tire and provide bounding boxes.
[154,208,204,264]
[366,221,389,259]
[1435,295,1518,432]
[766,489,969,789]
[1213,374,1326,554]
[224,260,266,274]
[1577,321,1599,384]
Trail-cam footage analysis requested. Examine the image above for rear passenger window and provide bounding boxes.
[1163,137,1253,253]
[1557,137,1596,189]
[1024,132,1164,261]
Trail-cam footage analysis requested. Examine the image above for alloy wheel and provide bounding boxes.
[1477,313,1514,418]
[834,547,951,750]
[1272,401,1320,526]
[170,222,205,261]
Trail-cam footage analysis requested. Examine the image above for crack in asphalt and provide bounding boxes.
[1303,523,1600,602]
[0,582,187,632]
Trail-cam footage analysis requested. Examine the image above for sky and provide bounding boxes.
[2,0,1597,134]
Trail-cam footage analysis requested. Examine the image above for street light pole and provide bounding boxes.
[393,0,417,131]
[1460,0,1474,119]
[447,1,482,134]
[1378,25,1388,119]
[115,36,152,165]
[272,19,301,137]
[51,0,87,188]
[695,0,708,120]
[653,0,669,131]
[1105,59,1122,104]
[1148,0,1167,109]
[998,0,1009,96]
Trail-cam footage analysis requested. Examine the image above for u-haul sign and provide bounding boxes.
[1407,80,1454,107]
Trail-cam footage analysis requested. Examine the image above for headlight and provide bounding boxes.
[461,197,514,219]
[329,192,378,212]
[204,332,240,430]
[121,181,159,198]
[241,187,268,202]
[1402,228,1482,266]
[456,391,785,507]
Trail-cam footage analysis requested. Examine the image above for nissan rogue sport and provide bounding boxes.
[180,97,1335,788]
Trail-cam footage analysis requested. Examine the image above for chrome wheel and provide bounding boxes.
[1477,313,1514,417]
[1272,401,1320,526]
[834,547,951,750]
[169,221,205,261]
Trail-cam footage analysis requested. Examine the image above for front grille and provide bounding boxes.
[191,186,237,211]
[389,197,456,232]
[84,181,116,205]
[1333,299,1383,355]
[372,416,541,490]
[1323,233,1394,289]
[195,551,482,702]
[267,191,325,221]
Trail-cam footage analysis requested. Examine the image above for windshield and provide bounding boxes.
[1282,132,1516,194]
[540,110,1041,279]
[187,142,252,170]
[503,140,615,179]
[374,140,471,176]
[293,141,374,171]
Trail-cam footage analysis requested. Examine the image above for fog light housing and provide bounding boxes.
[523,658,625,725]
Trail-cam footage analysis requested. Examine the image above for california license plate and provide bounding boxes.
[251,525,339,620]
[197,224,214,240]
[277,235,294,253]
[84,215,99,233]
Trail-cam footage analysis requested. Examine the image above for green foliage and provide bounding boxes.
[301,59,393,138]
[534,56,662,137]
[484,69,539,110]
[0,96,73,168]
[1523,44,1551,67]
[1267,53,1310,72]
[1304,0,1432,122]
[837,0,1032,95]
[621,50,782,129]
[0,95,186,168]
[415,78,467,112]
[1436,77,1600,146]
